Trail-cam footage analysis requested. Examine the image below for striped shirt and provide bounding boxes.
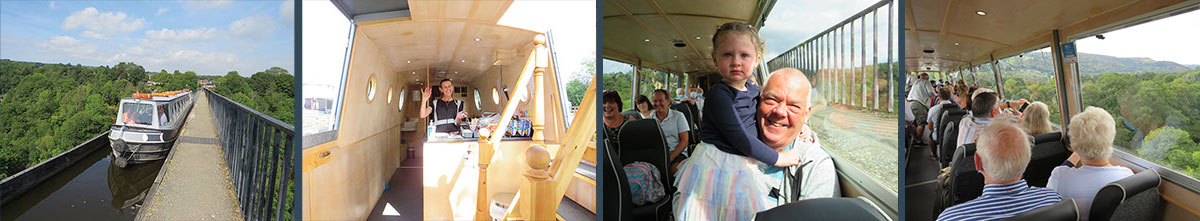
[955,116,992,148]
[937,180,1062,221]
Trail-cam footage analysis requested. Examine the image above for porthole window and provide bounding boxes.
[387,87,394,104]
[397,87,407,112]
[473,89,483,111]
[492,87,500,105]
[366,74,377,102]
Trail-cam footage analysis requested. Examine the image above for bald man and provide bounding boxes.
[758,68,838,205]
[938,118,1062,220]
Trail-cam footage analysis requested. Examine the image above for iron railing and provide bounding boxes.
[766,0,897,112]
[204,88,296,220]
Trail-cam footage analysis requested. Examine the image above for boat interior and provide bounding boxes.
[904,0,1200,220]
[301,0,597,220]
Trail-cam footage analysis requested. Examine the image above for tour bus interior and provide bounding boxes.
[303,0,596,220]
[905,0,1200,220]
[604,0,899,220]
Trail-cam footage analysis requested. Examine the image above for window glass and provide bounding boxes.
[301,0,352,145]
[997,48,1063,125]
[119,103,154,126]
[601,58,635,110]
[1077,10,1200,178]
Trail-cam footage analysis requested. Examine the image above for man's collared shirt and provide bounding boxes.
[956,116,993,148]
[759,126,838,205]
[927,100,955,140]
[650,109,690,154]
[937,180,1062,221]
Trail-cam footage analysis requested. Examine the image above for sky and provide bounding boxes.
[1075,9,1200,65]
[302,0,596,99]
[0,0,294,76]
[604,0,897,74]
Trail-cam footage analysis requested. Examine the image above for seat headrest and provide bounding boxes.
[1033,131,1063,144]
[1090,169,1160,221]
[753,197,891,221]
[1003,199,1078,221]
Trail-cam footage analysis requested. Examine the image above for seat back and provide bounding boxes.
[1004,199,1078,221]
[621,109,642,119]
[617,119,672,192]
[684,102,701,145]
[1023,131,1070,187]
[754,197,891,221]
[946,144,983,206]
[933,103,961,136]
[938,109,968,167]
[602,140,634,221]
[1090,169,1161,221]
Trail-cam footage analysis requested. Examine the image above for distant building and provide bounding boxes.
[304,98,333,112]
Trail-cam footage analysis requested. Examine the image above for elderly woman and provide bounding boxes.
[1020,101,1054,135]
[1047,107,1133,220]
[603,90,636,153]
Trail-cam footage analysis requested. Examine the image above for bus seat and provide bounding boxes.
[753,197,891,221]
[670,103,700,153]
[602,141,635,221]
[946,144,983,207]
[616,118,673,220]
[938,108,968,168]
[1090,169,1161,221]
[1004,199,1078,221]
[932,103,961,142]
[622,109,642,119]
[1023,131,1070,187]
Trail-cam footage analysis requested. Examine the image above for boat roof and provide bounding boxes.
[602,0,777,75]
[905,0,1198,72]
[121,91,191,103]
[332,0,543,84]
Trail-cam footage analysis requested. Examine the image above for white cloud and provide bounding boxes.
[186,0,233,9]
[80,30,110,40]
[280,0,294,27]
[229,15,276,39]
[146,27,218,41]
[62,7,145,36]
[40,35,98,55]
[157,8,169,16]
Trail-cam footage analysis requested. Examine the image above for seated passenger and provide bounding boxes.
[635,95,654,119]
[1047,107,1132,221]
[926,86,955,142]
[755,68,837,205]
[956,89,1000,147]
[602,90,635,152]
[1019,101,1054,135]
[938,118,1062,221]
[650,89,690,173]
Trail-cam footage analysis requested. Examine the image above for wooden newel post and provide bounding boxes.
[532,34,548,143]
[476,131,495,220]
[522,144,554,220]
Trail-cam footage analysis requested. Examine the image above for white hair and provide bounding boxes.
[1068,106,1116,160]
[976,118,1032,181]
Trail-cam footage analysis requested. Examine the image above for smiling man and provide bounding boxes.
[757,68,838,205]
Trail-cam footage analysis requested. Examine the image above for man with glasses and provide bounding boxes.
[421,79,468,134]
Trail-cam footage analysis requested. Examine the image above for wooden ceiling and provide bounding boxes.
[350,0,540,83]
[602,0,772,74]
[905,0,1196,72]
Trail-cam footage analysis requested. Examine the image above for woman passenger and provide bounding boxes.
[1019,101,1054,135]
[1046,107,1133,220]
[603,90,635,153]
[635,95,654,119]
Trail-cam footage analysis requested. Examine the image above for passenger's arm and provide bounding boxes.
[701,88,784,166]
[419,87,433,118]
[671,131,689,161]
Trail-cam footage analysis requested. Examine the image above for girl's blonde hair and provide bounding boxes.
[712,22,765,58]
[1020,101,1052,135]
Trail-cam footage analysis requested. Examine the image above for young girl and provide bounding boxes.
[673,22,803,220]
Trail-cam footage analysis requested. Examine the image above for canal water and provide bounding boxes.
[1,148,164,221]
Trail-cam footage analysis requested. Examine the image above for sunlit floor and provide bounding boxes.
[367,157,423,221]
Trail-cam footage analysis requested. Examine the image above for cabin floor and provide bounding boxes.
[368,157,424,220]
[366,157,595,220]
[905,142,942,221]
